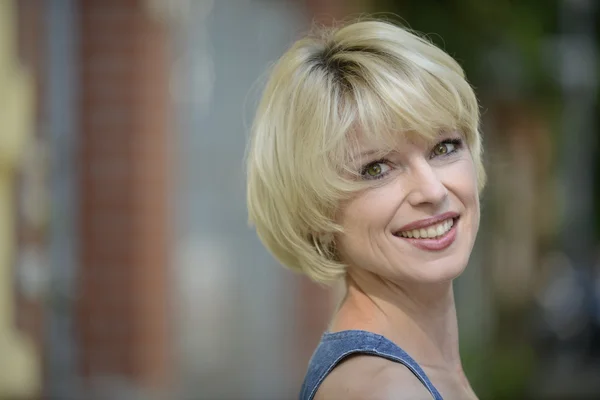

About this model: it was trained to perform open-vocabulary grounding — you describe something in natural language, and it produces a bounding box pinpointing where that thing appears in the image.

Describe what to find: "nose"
[406,161,448,207]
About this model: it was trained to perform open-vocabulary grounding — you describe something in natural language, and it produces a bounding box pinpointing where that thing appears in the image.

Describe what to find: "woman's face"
[336,131,480,284]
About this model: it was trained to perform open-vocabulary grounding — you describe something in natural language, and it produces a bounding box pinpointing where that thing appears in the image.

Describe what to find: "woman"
[247,19,484,400]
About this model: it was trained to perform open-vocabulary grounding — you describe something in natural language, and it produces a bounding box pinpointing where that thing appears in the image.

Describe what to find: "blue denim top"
[299,330,443,400]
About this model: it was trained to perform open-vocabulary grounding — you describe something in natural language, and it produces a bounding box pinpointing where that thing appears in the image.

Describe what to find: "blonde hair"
[246,20,485,283]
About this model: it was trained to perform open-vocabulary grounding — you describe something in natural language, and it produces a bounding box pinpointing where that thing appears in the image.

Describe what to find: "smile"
[392,215,459,251]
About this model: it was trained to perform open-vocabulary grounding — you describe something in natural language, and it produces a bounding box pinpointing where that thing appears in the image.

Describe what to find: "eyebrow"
[355,149,381,159]
[348,149,391,166]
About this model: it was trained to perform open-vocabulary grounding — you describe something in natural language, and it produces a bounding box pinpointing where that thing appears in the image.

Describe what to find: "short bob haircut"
[247,20,485,284]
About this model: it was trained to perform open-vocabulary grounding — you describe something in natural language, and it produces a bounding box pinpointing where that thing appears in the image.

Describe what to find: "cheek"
[338,197,373,236]
[339,187,398,228]
[448,159,480,222]
[444,156,478,195]
[336,187,400,250]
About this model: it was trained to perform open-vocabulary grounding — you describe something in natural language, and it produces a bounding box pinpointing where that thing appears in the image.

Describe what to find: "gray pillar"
[46,0,81,398]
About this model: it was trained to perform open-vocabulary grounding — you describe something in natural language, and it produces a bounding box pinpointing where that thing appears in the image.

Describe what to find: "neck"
[330,270,463,372]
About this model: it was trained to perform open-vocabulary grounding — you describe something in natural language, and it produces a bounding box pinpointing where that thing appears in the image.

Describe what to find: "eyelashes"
[359,159,391,180]
[430,138,463,159]
[359,138,464,181]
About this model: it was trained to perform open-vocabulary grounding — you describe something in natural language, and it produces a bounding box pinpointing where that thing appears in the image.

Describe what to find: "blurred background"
[0,0,599,399]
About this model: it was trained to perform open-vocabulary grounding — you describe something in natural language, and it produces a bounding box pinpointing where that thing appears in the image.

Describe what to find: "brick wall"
[77,0,172,395]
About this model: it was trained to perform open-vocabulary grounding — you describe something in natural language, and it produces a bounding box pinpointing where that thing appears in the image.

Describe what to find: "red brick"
[76,0,171,392]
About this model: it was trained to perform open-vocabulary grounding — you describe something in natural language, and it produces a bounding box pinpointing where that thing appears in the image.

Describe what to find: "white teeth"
[436,225,445,236]
[397,218,455,239]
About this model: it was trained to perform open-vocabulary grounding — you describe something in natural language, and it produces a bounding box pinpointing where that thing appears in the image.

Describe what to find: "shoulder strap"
[299,330,443,400]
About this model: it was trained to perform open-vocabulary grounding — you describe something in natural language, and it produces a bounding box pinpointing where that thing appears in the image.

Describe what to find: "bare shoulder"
[314,355,433,400]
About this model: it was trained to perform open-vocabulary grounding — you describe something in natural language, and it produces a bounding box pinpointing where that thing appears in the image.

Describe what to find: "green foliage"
[461,341,535,399]
[487,344,536,399]
[372,0,559,99]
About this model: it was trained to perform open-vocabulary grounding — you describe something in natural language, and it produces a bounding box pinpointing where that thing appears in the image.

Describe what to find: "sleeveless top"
[299,330,443,400]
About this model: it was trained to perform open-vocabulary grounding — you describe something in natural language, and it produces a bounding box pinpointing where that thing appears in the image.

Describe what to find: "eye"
[431,139,462,158]
[360,161,391,180]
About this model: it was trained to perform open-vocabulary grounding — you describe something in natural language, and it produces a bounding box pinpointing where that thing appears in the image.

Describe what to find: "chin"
[428,259,468,282]
[402,253,471,284]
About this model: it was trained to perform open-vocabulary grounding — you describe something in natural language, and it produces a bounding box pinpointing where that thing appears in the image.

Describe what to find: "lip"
[395,211,460,233]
